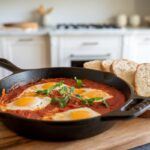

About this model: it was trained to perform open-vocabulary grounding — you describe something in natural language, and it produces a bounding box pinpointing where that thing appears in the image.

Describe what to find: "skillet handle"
[0,58,23,73]
[101,96,150,121]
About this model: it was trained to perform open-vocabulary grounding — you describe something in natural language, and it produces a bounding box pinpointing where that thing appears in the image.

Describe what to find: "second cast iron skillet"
[0,58,149,140]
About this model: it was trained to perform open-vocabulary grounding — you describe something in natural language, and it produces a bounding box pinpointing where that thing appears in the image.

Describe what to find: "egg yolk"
[70,110,90,120]
[14,97,35,106]
[81,90,110,99]
[82,90,101,98]
[74,89,85,95]
[42,82,55,89]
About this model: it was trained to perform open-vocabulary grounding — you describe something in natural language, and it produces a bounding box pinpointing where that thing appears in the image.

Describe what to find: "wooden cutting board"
[0,118,150,150]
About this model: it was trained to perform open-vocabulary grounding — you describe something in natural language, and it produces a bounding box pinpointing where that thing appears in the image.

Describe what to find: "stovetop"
[56,24,119,30]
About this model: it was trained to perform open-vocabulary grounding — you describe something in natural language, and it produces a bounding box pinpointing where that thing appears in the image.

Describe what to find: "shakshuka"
[0,77,125,121]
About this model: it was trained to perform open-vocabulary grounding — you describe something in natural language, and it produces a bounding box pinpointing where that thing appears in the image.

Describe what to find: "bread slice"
[112,59,138,87]
[83,60,102,71]
[135,63,150,97]
[135,63,150,118]
[101,60,114,72]
[134,63,150,118]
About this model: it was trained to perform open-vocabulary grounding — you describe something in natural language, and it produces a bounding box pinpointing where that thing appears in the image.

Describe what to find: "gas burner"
[56,24,119,30]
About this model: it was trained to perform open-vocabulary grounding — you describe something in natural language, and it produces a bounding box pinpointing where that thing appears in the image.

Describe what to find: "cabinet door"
[123,35,150,63]
[0,35,50,78]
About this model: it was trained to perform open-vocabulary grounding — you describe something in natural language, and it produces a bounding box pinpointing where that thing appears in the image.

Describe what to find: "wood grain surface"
[0,118,150,150]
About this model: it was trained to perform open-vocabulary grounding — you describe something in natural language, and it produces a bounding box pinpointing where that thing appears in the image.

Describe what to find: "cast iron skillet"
[0,58,150,141]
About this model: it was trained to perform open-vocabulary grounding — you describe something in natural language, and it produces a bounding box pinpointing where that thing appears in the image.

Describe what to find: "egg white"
[6,96,51,111]
[20,82,57,96]
[51,107,100,121]
[4,82,66,111]
[74,88,113,102]
[20,82,68,97]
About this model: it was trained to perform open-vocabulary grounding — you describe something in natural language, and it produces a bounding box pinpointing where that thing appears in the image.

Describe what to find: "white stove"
[50,24,122,67]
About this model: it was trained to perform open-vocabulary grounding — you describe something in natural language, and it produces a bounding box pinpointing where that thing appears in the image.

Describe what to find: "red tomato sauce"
[0,78,126,120]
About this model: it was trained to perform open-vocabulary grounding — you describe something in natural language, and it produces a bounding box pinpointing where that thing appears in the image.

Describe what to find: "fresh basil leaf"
[36,89,47,94]
[93,97,103,101]
[74,77,83,88]
[50,85,75,108]
[75,94,82,100]
[59,96,70,108]
[59,86,75,96]
[70,86,75,94]
[81,100,87,105]
[59,86,68,95]
[84,97,104,106]
[51,96,70,108]
[75,94,87,105]
[75,95,103,105]
[87,98,95,105]
[51,97,59,103]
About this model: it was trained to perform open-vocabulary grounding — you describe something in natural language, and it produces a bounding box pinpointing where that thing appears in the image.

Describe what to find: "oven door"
[70,54,111,67]
[58,35,122,67]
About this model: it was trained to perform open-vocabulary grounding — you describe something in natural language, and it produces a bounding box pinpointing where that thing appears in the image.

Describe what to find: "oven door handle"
[70,54,111,60]
[81,42,99,46]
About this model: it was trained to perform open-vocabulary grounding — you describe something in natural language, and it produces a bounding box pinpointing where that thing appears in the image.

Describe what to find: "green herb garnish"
[101,99,109,108]
[75,94,82,99]
[51,96,70,108]
[59,86,68,95]
[74,77,84,88]
[59,86,74,95]
[75,94,109,108]
[52,86,75,108]
[70,86,75,94]
[36,80,64,96]
[82,97,103,106]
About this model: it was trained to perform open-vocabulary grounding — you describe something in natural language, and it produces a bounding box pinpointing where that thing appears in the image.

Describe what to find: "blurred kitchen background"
[0,0,150,78]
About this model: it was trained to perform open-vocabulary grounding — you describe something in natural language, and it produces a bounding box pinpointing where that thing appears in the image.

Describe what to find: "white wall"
[0,0,149,24]
[135,0,150,16]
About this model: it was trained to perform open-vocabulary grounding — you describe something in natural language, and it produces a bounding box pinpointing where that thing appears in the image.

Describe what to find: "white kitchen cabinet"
[123,34,150,63]
[0,35,50,78]
[58,35,123,67]
[50,35,59,67]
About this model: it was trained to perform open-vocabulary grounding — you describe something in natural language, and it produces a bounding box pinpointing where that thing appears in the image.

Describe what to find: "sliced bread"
[83,60,102,71]
[135,63,150,97]
[101,60,114,72]
[133,63,150,118]
[112,59,138,87]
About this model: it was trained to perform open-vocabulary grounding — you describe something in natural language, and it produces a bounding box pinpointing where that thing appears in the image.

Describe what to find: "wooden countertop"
[0,118,150,150]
